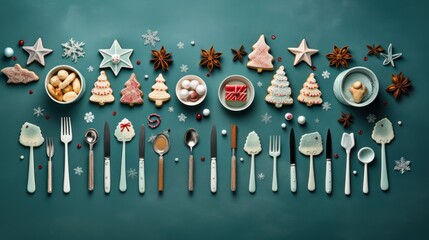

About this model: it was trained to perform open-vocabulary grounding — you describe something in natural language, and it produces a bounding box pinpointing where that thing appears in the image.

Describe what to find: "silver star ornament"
[99,40,133,76]
[22,38,53,67]
[380,43,402,67]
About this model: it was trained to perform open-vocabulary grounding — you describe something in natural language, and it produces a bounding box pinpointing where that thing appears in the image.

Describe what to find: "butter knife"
[104,122,111,193]
[325,129,332,194]
[290,128,297,193]
[210,126,217,193]
[138,125,145,194]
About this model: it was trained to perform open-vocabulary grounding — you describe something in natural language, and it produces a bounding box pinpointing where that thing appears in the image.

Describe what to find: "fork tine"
[68,117,72,135]
[61,117,64,135]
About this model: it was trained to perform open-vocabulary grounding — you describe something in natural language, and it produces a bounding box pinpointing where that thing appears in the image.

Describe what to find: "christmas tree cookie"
[89,71,115,106]
[297,73,323,106]
[247,35,274,73]
[120,73,143,106]
[148,73,170,107]
[265,66,293,108]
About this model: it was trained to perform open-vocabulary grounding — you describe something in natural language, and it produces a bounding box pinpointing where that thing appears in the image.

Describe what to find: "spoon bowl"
[153,133,170,192]
[84,128,99,191]
[184,129,199,192]
[357,147,375,194]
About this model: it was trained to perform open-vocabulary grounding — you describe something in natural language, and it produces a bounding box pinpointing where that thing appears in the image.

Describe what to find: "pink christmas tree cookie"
[120,73,144,106]
[89,71,115,106]
[247,35,274,73]
[265,65,293,108]
[297,73,323,106]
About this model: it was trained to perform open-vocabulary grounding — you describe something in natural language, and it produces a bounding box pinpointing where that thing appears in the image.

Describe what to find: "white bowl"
[333,67,379,107]
[175,75,207,106]
[45,65,86,104]
[218,75,255,111]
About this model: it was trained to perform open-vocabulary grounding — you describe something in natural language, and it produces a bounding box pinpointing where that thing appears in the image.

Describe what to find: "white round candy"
[297,115,306,125]
[281,123,286,129]
[240,157,244,162]
[190,41,196,46]
[195,84,206,96]
[178,89,189,100]
[353,170,357,175]
[144,75,149,79]
[221,129,227,135]
[4,47,14,58]
[174,157,179,162]
[285,113,293,121]
[181,79,191,89]
[203,108,210,117]
[190,80,199,90]
[397,121,402,126]
[20,155,24,160]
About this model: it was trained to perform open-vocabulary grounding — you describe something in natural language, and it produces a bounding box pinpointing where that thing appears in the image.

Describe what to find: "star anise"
[326,45,352,68]
[200,46,222,73]
[386,72,412,99]
[367,44,384,56]
[151,46,173,71]
[231,45,247,62]
[338,112,353,128]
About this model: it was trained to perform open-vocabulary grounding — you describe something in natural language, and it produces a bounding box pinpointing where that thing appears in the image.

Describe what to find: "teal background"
[1,0,428,239]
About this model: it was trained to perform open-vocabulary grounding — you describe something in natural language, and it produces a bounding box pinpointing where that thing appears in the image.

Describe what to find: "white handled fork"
[61,117,72,193]
[269,136,281,192]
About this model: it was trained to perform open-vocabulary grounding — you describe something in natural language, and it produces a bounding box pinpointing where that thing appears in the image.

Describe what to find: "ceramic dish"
[218,75,255,111]
[333,66,379,107]
[175,75,207,106]
[45,65,86,104]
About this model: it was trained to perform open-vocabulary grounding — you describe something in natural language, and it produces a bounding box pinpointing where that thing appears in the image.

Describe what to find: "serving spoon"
[185,129,199,192]
[358,147,375,194]
[84,128,99,191]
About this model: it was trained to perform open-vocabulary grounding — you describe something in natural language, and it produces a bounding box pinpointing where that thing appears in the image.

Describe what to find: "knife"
[138,125,145,194]
[290,128,297,193]
[325,129,332,194]
[230,124,237,192]
[210,126,217,193]
[104,122,111,194]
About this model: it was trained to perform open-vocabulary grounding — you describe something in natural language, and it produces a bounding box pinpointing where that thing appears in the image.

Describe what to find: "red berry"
[277,57,282,62]
[13,56,17,61]
[38,164,43,169]
[29,90,33,95]
[45,115,50,120]
[196,113,202,121]
[311,66,317,71]
[18,40,24,46]
[77,144,82,149]
[201,156,205,161]
[206,73,210,77]
[271,35,276,40]
[136,60,141,65]
[334,153,339,158]
[358,130,364,135]
[112,111,117,116]
[364,57,368,61]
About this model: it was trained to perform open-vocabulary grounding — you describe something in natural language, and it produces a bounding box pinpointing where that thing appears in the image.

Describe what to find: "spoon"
[358,147,375,194]
[153,133,170,192]
[341,132,355,195]
[185,129,199,192]
[84,128,99,191]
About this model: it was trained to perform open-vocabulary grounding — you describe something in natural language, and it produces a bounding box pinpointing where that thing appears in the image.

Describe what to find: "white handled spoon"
[358,147,375,194]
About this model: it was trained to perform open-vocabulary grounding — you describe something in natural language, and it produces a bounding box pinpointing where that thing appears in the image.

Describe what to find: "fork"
[269,136,281,192]
[46,138,54,194]
[61,117,72,193]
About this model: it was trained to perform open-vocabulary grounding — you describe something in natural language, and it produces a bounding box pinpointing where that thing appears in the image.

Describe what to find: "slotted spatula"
[371,118,394,191]
[244,131,262,193]
[341,133,355,196]
[299,132,323,192]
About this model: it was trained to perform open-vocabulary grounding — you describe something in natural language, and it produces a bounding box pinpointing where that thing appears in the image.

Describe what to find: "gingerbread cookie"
[349,81,367,103]
[247,35,274,73]
[148,73,170,107]
[89,71,115,106]
[120,73,143,106]
[297,73,323,106]
[265,66,293,108]
[1,64,39,84]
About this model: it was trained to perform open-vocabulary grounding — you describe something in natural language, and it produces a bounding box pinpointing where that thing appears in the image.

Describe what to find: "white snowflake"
[257,172,265,180]
[322,70,330,79]
[394,157,411,174]
[87,65,94,72]
[177,42,184,49]
[168,106,174,112]
[33,106,44,117]
[314,118,320,124]
[127,168,138,179]
[148,134,156,143]
[74,166,83,176]
[61,38,85,63]
[261,113,272,124]
[84,112,95,123]
[142,29,160,47]
[366,114,376,123]
[257,81,263,87]
[178,113,187,122]
[180,64,189,73]
[322,102,332,111]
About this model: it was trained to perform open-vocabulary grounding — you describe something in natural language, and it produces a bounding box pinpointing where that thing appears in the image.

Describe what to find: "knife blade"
[230,124,237,192]
[104,122,111,193]
[289,128,297,193]
[138,125,145,194]
[210,126,217,193]
[325,129,332,194]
